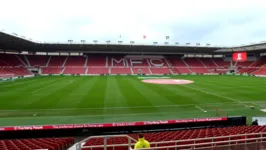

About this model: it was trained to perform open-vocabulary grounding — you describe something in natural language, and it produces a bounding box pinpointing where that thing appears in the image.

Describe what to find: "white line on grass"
[1,79,38,87]
[181,85,249,107]
[252,103,263,108]
[0,102,250,112]
[2,107,252,119]
[195,106,207,112]
[1,100,265,112]
[31,79,69,93]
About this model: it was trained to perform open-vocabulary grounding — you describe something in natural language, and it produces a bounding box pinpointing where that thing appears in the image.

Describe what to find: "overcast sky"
[0,0,266,47]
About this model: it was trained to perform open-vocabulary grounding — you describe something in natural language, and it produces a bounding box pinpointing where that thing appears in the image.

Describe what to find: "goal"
[0,74,15,82]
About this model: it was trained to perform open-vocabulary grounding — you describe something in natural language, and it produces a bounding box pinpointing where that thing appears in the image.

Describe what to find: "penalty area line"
[195,106,207,112]
[31,79,69,93]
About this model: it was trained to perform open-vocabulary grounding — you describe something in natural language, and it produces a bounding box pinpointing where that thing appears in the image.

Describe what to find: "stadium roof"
[1,31,266,54]
[0,31,219,54]
[216,42,266,52]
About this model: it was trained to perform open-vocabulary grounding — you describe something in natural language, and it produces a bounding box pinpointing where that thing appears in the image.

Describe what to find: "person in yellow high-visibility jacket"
[134,134,150,149]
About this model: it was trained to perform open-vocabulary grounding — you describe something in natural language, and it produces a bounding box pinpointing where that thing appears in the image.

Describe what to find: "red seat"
[0,138,74,150]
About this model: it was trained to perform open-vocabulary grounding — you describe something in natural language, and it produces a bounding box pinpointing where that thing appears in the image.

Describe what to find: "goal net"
[0,74,15,82]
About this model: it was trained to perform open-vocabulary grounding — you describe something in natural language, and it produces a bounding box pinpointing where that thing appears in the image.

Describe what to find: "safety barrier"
[77,132,266,150]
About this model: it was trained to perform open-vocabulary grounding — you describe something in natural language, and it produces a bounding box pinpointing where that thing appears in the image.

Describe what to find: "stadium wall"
[0,116,246,140]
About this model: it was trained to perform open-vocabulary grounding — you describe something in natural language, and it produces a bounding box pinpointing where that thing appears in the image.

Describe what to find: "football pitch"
[0,75,266,126]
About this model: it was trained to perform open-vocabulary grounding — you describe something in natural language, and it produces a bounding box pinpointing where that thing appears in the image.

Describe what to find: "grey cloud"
[1,0,266,46]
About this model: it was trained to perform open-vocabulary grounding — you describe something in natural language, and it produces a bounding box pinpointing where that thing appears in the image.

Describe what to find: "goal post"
[0,74,15,82]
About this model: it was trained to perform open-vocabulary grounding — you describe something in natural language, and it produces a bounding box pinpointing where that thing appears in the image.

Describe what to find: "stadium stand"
[87,55,107,67]
[0,137,74,150]
[26,55,50,67]
[65,56,86,67]
[48,56,68,67]
[81,126,266,150]
[189,68,210,74]
[198,58,217,68]
[110,67,132,74]
[183,58,205,67]
[132,67,151,74]
[253,66,266,75]
[150,67,171,74]
[42,67,63,74]
[212,58,230,67]
[237,56,266,74]
[175,67,192,74]
[166,57,188,67]
[63,67,86,74]
[87,67,109,74]
[0,54,25,66]
[2,53,266,76]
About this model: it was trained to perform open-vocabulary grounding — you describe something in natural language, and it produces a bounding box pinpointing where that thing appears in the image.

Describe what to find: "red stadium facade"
[1,52,266,76]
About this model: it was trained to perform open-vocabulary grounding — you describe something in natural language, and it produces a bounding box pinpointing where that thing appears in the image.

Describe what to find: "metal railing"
[78,132,266,150]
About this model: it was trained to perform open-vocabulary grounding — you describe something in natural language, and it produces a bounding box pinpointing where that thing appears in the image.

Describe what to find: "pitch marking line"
[1,79,38,87]
[252,103,263,108]
[181,85,249,107]
[31,79,69,93]
[0,102,252,112]
[195,106,207,112]
[0,107,252,119]
[0,100,264,112]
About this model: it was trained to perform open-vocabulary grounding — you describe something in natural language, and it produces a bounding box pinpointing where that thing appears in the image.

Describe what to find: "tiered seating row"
[2,54,266,75]
[42,68,63,74]
[83,125,266,150]
[64,67,86,74]
[0,54,25,66]
[27,55,49,66]
[0,68,30,76]
[65,56,86,67]
[253,66,266,75]
[0,137,74,150]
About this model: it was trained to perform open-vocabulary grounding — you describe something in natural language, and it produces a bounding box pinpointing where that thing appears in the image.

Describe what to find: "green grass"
[0,75,266,126]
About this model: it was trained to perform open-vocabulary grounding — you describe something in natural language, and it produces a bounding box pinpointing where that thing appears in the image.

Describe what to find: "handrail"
[77,134,137,150]
[82,137,266,150]
[79,132,266,150]
[131,137,266,150]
